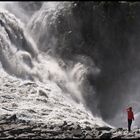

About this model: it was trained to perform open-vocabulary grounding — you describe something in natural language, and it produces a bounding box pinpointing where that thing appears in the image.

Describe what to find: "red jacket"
[127,109,134,120]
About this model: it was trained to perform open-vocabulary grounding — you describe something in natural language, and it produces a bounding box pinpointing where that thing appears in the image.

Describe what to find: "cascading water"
[0,9,38,79]
[26,1,101,111]
[0,2,100,109]
[0,2,106,128]
[1,1,140,129]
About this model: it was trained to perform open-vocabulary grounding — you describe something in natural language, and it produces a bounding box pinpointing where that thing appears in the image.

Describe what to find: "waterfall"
[0,2,100,112]
[1,2,140,128]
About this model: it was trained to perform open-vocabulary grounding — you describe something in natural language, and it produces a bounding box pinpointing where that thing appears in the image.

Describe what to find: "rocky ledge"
[0,114,140,139]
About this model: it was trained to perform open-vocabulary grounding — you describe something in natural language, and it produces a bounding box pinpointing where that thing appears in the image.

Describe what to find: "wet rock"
[53,126,61,132]
[67,123,78,131]
[49,125,55,130]
[26,133,37,138]
[9,126,32,135]
[0,116,140,139]
[0,127,4,132]
[27,109,36,113]
[0,132,7,137]
[17,119,26,123]
[32,128,41,133]
[2,107,13,112]
[39,89,48,98]
[6,135,15,139]
[72,126,83,137]
[2,95,14,99]
[36,98,48,103]
[41,124,48,129]
[15,133,28,138]
[63,121,67,126]
[99,131,112,139]
[117,127,123,131]
[41,129,49,133]
[6,114,17,122]
[12,103,18,107]
[4,84,11,87]
[94,130,102,137]
[46,130,63,135]
[85,134,93,139]
[111,135,122,139]
[96,126,112,131]
[85,126,92,131]
[127,133,135,137]
[40,133,47,138]
[45,88,51,92]
[22,82,36,86]
[0,120,8,125]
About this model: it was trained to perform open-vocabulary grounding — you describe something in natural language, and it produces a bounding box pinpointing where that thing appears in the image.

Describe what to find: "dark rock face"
[69,2,140,121]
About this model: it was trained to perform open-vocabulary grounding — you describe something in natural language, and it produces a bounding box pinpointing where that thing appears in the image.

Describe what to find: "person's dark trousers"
[128,119,132,132]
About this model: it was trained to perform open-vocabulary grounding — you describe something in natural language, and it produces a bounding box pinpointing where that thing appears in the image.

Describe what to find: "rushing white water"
[0,2,100,106]
[0,2,109,128]
[3,2,139,129]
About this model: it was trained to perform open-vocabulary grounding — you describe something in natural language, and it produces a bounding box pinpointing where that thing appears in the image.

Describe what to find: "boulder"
[96,126,112,131]
[6,114,17,122]
[72,126,83,137]
[99,131,112,139]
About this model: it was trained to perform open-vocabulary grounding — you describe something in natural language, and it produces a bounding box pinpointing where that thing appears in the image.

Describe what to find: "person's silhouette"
[126,107,134,132]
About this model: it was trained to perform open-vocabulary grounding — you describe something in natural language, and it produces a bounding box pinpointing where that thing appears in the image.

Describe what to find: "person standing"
[126,107,134,132]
